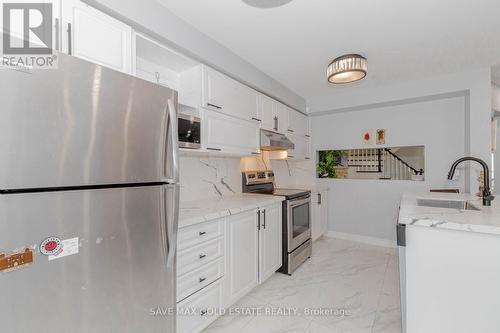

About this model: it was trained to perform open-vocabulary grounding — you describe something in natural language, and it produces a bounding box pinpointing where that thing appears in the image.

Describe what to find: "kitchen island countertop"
[399,192,500,236]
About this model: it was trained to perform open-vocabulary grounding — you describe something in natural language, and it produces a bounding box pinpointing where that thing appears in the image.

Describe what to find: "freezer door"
[0,53,178,189]
[0,184,179,333]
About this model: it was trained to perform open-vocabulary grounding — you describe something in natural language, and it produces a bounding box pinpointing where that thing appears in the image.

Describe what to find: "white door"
[62,0,132,73]
[203,110,259,155]
[259,203,283,283]
[225,209,259,305]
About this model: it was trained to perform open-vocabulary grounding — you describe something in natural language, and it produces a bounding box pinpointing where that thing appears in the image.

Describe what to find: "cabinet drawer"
[178,219,223,251]
[177,258,224,302]
[177,280,223,333]
[177,238,224,276]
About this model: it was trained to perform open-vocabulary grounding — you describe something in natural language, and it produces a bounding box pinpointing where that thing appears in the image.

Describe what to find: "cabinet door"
[259,94,276,132]
[259,203,283,283]
[287,133,307,160]
[203,66,232,111]
[62,0,132,73]
[203,110,259,155]
[311,193,322,241]
[305,136,312,160]
[320,191,329,236]
[225,210,259,305]
[203,67,259,122]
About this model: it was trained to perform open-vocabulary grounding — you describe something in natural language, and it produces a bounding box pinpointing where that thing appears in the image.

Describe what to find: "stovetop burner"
[241,170,310,200]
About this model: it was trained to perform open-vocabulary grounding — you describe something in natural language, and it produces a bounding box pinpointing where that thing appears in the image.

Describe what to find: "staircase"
[347,148,423,180]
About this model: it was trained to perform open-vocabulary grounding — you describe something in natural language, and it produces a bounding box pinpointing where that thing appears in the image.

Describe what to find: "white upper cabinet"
[287,133,308,160]
[203,110,259,155]
[273,102,289,134]
[258,94,275,131]
[62,0,133,73]
[287,109,308,137]
[258,95,288,134]
[305,136,312,160]
[203,67,259,123]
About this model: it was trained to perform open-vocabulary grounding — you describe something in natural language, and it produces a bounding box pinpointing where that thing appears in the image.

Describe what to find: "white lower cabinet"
[259,203,283,283]
[177,280,223,333]
[177,218,225,333]
[311,191,328,241]
[224,209,260,306]
[224,202,282,306]
[177,201,283,333]
[203,110,260,155]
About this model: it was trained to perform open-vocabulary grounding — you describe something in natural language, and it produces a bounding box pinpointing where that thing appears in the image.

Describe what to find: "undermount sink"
[416,198,480,211]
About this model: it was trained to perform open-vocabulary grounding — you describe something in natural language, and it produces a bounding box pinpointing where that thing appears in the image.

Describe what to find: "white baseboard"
[324,231,397,248]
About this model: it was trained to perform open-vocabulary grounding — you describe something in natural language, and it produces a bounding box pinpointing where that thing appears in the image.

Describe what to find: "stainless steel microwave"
[178,114,201,149]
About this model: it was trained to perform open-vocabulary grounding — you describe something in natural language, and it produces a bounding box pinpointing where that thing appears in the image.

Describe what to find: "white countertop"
[179,194,285,228]
[399,192,500,236]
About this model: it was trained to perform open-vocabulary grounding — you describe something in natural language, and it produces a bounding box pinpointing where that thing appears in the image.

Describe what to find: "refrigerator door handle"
[166,184,180,268]
[164,98,179,183]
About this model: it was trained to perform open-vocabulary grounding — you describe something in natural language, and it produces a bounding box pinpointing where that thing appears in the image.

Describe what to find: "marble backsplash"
[179,152,316,202]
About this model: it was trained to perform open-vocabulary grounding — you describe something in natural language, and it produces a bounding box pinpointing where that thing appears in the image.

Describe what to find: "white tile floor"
[204,237,401,333]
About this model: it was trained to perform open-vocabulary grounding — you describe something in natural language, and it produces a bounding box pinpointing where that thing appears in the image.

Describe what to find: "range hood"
[260,129,295,151]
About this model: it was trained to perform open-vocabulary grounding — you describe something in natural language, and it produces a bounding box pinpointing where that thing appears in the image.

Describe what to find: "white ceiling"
[156,0,500,112]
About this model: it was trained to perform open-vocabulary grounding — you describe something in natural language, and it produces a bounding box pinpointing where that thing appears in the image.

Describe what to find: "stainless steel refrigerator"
[0,53,179,332]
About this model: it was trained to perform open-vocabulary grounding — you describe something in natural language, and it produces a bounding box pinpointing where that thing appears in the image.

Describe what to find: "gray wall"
[84,0,306,112]
[311,97,467,240]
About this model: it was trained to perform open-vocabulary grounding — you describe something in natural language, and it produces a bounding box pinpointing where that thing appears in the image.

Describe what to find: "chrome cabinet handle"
[287,129,294,133]
[207,147,222,151]
[67,23,72,55]
[273,116,278,131]
[257,210,261,231]
[199,254,207,259]
[262,209,266,229]
[252,117,262,122]
[207,103,222,109]
[199,277,206,283]
[318,193,322,205]
[199,231,207,236]
[54,18,60,51]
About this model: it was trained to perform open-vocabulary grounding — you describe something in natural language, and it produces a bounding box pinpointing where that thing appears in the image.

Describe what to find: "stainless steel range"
[242,170,312,275]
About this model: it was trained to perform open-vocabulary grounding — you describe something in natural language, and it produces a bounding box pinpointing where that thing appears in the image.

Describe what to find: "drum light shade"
[327,54,367,84]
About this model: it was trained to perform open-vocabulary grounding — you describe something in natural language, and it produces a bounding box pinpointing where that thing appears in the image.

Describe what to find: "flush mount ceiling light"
[242,0,293,8]
[327,54,368,84]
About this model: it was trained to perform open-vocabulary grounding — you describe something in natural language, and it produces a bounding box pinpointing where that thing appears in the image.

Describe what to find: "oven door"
[287,195,312,252]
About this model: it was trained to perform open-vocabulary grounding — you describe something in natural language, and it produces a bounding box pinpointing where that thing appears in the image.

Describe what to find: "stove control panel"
[243,170,274,185]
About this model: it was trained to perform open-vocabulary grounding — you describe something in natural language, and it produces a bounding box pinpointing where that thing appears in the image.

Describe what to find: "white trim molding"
[324,231,397,248]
